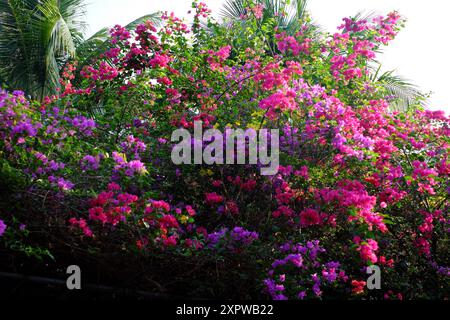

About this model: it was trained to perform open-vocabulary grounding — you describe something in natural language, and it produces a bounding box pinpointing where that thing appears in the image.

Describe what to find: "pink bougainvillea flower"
[299,209,321,227]
[351,280,366,295]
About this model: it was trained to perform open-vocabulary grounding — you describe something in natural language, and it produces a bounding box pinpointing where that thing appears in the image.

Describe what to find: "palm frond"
[124,12,162,30]
[352,11,377,24]
[220,0,317,36]
[375,69,427,111]
[0,0,38,93]
[0,0,88,99]
[293,0,308,20]
[28,0,83,99]
[75,27,109,63]
[220,0,247,20]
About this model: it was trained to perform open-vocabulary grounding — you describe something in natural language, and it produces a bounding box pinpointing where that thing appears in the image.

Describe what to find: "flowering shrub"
[0,1,448,299]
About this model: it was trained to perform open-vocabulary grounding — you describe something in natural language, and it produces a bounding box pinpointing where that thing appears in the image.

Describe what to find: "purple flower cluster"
[124,160,147,176]
[112,152,147,177]
[112,151,126,165]
[206,228,227,248]
[48,176,74,191]
[207,227,258,249]
[264,240,348,300]
[80,155,100,171]
[230,227,259,245]
[120,135,147,159]
[322,261,342,283]
[34,152,65,176]
[12,120,40,137]
[280,125,300,156]
[71,116,96,136]
[0,219,7,237]
[279,240,326,261]
[431,261,450,277]
[1,91,33,147]
[263,279,287,300]
[271,253,303,269]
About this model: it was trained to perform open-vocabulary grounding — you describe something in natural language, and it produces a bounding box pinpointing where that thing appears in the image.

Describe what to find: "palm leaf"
[0,0,38,94]
[75,27,109,65]
[29,0,81,98]
[220,0,247,20]
[0,0,88,99]
[124,12,162,30]
[220,0,312,32]
[375,69,427,111]
[1,0,162,100]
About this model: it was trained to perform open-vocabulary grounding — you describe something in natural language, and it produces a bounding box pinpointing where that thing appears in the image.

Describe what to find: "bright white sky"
[86,0,450,114]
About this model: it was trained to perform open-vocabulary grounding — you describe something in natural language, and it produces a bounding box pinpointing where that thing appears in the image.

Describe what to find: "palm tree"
[0,0,86,100]
[0,0,160,101]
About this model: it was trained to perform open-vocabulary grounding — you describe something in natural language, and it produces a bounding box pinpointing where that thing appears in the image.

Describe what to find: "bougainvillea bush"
[0,1,449,299]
